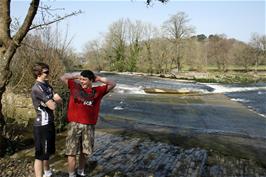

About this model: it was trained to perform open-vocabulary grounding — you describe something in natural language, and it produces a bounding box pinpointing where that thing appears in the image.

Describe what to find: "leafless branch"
[39,4,65,11]
[13,0,40,44]
[29,10,82,30]
[20,41,42,51]
[146,0,169,5]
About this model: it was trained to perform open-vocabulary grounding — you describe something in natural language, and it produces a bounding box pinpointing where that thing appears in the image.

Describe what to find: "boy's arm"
[32,88,57,111]
[53,93,62,104]
[95,76,116,93]
[60,72,81,85]
[45,93,62,110]
[45,100,57,110]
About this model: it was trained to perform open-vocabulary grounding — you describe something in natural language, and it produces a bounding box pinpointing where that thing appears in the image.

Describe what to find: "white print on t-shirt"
[37,107,49,125]
[83,100,93,106]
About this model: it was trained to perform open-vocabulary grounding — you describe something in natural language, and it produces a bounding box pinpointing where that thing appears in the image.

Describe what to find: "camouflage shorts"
[65,122,95,155]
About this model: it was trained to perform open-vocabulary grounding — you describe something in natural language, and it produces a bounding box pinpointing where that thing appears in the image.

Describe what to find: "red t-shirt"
[67,79,108,124]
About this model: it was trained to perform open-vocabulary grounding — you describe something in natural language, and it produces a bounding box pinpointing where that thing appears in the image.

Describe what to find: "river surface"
[98,72,266,121]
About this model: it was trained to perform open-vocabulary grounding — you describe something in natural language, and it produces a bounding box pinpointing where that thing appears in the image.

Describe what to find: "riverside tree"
[105,18,128,71]
[162,11,195,72]
[249,33,266,72]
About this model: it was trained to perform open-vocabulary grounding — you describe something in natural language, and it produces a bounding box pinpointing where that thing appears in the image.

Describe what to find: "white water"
[230,98,250,103]
[113,82,266,95]
[205,83,266,93]
[113,84,146,94]
[113,106,124,110]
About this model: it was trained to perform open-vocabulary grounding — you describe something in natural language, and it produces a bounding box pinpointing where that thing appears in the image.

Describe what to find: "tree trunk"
[0,86,6,129]
[177,56,181,72]
[255,56,258,73]
[0,46,14,133]
[0,83,8,157]
[0,47,13,156]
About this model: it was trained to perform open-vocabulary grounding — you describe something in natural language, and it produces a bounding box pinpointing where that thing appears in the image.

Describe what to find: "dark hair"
[80,70,96,82]
[32,62,49,79]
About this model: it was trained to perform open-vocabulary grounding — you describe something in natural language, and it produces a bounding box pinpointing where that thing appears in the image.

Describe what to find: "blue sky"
[12,1,265,52]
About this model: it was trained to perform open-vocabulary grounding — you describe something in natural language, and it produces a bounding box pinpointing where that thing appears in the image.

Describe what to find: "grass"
[168,65,266,84]
[193,72,266,84]
[181,65,266,72]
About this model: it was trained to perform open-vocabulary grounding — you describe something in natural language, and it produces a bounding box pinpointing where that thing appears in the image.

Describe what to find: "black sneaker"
[77,173,86,177]
[77,174,86,177]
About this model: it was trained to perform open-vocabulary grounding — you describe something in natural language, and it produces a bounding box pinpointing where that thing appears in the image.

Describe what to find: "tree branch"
[0,0,12,44]
[146,0,168,5]
[29,10,82,31]
[13,0,40,44]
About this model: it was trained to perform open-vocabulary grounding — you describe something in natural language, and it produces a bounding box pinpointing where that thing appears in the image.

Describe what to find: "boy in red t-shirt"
[60,70,116,177]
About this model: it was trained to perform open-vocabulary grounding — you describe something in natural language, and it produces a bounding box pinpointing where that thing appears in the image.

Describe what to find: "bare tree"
[231,42,253,72]
[141,23,159,74]
[207,34,233,72]
[184,38,207,71]
[10,25,75,91]
[162,11,195,72]
[83,39,105,71]
[151,38,171,74]
[249,33,266,72]
[127,20,145,72]
[105,18,129,71]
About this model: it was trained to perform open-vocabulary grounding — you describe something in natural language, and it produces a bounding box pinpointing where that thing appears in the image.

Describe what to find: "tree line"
[82,12,266,74]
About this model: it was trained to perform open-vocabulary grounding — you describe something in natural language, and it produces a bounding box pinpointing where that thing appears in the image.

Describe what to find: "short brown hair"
[81,70,96,82]
[32,62,49,79]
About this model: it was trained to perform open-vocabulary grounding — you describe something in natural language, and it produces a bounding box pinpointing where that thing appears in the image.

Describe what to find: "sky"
[11,0,266,53]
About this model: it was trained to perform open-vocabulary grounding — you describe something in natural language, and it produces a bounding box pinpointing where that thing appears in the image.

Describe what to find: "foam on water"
[230,98,250,103]
[258,91,266,95]
[113,106,124,110]
[206,83,266,93]
[113,84,146,94]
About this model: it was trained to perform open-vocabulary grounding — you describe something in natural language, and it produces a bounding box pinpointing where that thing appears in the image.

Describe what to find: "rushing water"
[204,83,266,118]
[226,89,266,118]
[100,72,214,94]
[98,72,266,120]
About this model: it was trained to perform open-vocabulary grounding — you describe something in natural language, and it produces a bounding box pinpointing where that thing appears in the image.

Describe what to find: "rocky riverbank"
[1,130,266,177]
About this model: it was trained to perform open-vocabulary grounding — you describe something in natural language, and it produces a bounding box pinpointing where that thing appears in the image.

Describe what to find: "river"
[98,72,266,121]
